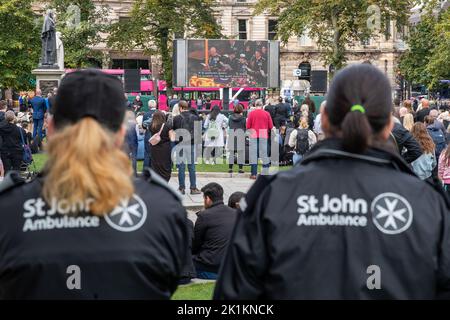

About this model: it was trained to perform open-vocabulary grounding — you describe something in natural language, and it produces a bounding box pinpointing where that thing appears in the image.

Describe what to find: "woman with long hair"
[288,116,317,165]
[0,70,188,299]
[402,113,414,132]
[203,105,228,164]
[214,64,450,299]
[227,103,246,174]
[410,122,436,180]
[149,110,173,181]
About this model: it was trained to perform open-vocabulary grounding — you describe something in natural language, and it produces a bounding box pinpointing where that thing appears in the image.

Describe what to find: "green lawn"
[172,283,215,300]
[32,153,292,173]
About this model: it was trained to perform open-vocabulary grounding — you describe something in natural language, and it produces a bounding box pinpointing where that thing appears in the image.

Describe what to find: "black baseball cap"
[53,69,126,132]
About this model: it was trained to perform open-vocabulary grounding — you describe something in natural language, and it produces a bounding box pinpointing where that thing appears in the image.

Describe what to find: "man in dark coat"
[192,183,237,279]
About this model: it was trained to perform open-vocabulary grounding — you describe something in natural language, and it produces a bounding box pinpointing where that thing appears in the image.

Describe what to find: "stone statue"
[40,10,57,67]
[56,31,64,70]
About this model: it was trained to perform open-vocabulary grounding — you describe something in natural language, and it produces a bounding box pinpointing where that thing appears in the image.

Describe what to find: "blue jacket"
[125,123,138,155]
[29,96,47,120]
[412,152,437,180]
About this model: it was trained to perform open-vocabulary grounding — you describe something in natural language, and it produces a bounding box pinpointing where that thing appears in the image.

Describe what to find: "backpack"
[427,127,446,157]
[205,118,220,141]
[19,128,33,164]
[295,128,310,155]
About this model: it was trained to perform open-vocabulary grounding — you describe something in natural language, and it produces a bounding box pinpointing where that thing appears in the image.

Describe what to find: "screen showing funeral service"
[173,39,279,88]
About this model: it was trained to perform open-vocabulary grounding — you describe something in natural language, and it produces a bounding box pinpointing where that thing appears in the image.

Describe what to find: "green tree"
[0,0,41,90]
[107,0,222,89]
[426,8,450,88]
[254,0,414,71]
[398,14,437,88]
[50,0,111,68]
[399,3,449,90]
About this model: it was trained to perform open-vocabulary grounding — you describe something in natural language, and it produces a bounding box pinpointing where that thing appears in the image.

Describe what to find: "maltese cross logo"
[105,194,147,232]
[371,192,413,235]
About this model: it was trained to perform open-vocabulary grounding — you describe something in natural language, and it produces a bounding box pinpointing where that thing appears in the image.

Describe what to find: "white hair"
[148,100,157,109]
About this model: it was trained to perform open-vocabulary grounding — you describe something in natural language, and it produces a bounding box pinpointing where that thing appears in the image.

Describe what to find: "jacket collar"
[208,201,224,209]
[301,138,416,176]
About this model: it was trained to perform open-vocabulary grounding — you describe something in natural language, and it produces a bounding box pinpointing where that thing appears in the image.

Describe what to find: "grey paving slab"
[169,176,255,209]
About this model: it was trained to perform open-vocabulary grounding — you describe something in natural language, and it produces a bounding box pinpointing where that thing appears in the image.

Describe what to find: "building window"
[297,62,311,81]
[385,18,391,40]
[236,0,247,2]
[238,19,247,40]
[268,20,277,40]
[396,23,406,40]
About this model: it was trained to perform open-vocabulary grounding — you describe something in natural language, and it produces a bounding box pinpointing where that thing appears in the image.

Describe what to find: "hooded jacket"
[228,113,246,131]
[214,138,450,300]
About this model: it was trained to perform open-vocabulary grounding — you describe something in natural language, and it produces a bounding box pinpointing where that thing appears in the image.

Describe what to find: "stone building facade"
[34,0,408,92]
[213,0,407,92]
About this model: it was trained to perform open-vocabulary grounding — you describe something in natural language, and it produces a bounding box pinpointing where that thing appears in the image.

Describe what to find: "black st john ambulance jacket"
[214,138,450,300]
[0,169,188,299]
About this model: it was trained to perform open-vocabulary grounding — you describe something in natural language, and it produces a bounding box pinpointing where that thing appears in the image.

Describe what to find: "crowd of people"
[0,88,55,178]
[121,90,326,194]
[391,97,450,192]
[1,66,450,299]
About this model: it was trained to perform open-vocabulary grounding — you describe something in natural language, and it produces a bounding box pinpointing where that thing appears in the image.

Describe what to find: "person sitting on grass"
[192,183,237,280]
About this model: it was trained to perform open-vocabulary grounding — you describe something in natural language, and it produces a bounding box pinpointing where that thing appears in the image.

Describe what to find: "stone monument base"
[32,68,65,96]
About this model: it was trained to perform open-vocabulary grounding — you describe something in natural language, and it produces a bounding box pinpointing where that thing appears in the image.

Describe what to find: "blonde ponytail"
[43,118,134,215]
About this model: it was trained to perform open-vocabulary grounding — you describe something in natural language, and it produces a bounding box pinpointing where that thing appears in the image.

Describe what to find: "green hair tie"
[351,104,365,114]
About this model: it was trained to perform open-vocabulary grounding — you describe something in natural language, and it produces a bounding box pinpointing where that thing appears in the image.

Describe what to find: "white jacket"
[203,113,228,147]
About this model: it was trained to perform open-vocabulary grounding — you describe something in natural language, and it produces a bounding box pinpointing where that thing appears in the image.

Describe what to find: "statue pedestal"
[32,68,65,96]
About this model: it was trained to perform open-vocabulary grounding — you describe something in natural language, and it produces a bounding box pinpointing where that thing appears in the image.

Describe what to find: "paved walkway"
[168,173,255,210]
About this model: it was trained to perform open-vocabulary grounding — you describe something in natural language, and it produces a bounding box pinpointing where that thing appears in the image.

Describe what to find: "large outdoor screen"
[173,39,279,88]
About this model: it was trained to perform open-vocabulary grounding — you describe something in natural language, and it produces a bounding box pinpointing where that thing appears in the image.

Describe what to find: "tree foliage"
[426,8,450,88]
[0,0,41,90]
[49,0,111,68]
[255,0,415,71]
[107,0,222,89]
[399,3,449,89]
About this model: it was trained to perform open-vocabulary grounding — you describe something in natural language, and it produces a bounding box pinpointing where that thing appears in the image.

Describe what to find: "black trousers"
[1,151,23,173]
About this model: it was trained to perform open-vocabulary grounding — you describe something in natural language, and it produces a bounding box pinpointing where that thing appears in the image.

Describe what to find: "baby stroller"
[19,130,38,182]
[20,159,37,182]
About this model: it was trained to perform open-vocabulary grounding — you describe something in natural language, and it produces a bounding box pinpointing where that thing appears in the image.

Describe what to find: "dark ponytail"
[341,111,372,153]
[326,64,393,154]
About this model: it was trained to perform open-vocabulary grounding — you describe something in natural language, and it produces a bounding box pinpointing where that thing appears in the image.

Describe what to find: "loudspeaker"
[310,70,328,92]
[124,69,141,92]
[222,88,230,111]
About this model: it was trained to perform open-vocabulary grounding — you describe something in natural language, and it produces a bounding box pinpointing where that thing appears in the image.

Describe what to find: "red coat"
[246,108,273,139]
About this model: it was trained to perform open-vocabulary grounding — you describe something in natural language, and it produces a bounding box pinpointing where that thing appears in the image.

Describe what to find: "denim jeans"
[249,138,270,176]
[143,132,151,168]
[177,145,197,189]
[129,150,137,176]
[33,118,44,140]
[195,270,218,280]
[293,153,303,166]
